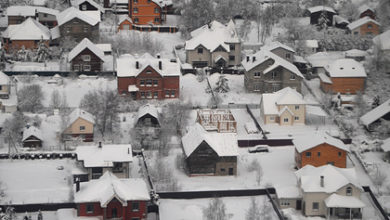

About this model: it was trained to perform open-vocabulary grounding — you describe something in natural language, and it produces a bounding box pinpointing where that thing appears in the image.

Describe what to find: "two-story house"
[293,134,349,169]
[75,171,150,220]
[116,53,180,100]
[262,41,296,63]
[62,108,95,142]
[260,87,306,125]
[347,16,380,37]
[243,50,304,93]
[182,123,238,176]
[6,6,59,28]
[129,0,171,25]
[185,20,241,68]
[295,165,364,219]
[319,59,367,94]
[68,38,105,72]
[196,109,237,133]
[57,7,100,43]
[75,142,133,180]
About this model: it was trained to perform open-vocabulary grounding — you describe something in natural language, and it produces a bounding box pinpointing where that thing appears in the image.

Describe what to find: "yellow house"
[260,87,306,125]
[0,71,11,99]
[62,108,95,142]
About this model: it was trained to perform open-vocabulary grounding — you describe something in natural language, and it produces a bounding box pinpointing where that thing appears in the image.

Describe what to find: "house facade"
[182,123,238,176]
[128,0,169,25]
[116,53,180,100]
[358,5,375,19]
[293,134,349,169]
[243,50,303,93]
[348,17,380,37]
[260,87,306,125]
[6,6,59,28]
[62,108,95,142]
[75,171,150,220]
[68,38,104,72]
[196,109,237,133]
[319,59,367,94]
[185,20,241,68]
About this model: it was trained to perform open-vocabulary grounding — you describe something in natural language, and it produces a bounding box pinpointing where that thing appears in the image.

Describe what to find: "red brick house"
[68,38,104,72]
[116,53,180,99]
[128,0,171,25]
[75,171,150,220]
[294,134,350,169]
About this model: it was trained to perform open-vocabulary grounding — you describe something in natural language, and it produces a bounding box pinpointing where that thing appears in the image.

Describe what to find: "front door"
[296,199,302,210]
[111,208,117,218]
[228,168,234,175]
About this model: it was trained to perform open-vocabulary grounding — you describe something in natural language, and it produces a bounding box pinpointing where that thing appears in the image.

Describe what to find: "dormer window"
[229,44,235,51]
[146,70,152,74]
[286,53,291,59]
[197,47,203,54]
[367,24,372,29]
[346,187,352,196]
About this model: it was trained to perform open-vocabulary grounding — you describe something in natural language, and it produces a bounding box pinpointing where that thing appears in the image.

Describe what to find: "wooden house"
[306,6,336,27]
[182,123,238,176]
[319,59,367,94]
[135,104,160,127]
[75,0,104,14]
[293,134,349,169]
[75,143,133,179]
[260,87,306,126]
[196,109,237,133]
[68,38,104,72]
[6,6,59,28]
[128,0,172,25]
[22,125,43,148]
[74,171,150,220]
[358,5,376,19]
[348,17,380,37]
[62,108,95,142]
[116,53,180,100]
[359,98,390,130]
[243,50,304,93]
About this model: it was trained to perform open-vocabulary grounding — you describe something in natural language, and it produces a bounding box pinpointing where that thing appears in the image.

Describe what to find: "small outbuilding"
[22,125,43,148]
[135,104,160,128]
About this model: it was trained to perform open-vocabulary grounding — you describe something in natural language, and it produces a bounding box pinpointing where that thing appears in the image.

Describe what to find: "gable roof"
[6,5,59,17]
[66,108,95,129]
[116,53,180,77]
[0,71,10,85]
[242,50,303,78]
[324,194,365,208]
[307,5,336,14]
[261,87,306,115]
[68,38,105,61]
[295,165,360,193]
[75,171,150,206]
[185,20,240,52]
[359,98,390,127]
[306,51,345,68]
[358,5,375,14]
[373,30,390,50]
[57,7,100,26]
[76,144,133,167]
[75,0,105,12]
[347,16,380,30]
[293,133,349,153]
[181,123,238,158]
[262,41,295,53]
[117,15,132,25]
[325,59,367,78]
[137,104,159,122]
[22,125,43,142]
[3,18,51,40]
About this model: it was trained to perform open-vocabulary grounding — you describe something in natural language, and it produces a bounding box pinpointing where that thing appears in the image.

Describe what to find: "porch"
[325,194,365,220]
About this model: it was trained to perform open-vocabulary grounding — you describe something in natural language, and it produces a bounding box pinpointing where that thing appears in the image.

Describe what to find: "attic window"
[146,70,152,74]
[197,48,203,54]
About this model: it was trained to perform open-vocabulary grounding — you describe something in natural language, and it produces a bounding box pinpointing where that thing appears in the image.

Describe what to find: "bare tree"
[149,158,180,192]
[3,111,28,146]
[246,198,261,220]
[203,198,228,220]
[49,90,61,109]
[180,0,215,35]
[18,84,44,113]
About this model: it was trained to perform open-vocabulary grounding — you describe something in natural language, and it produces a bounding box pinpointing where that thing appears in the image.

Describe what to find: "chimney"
[75,177,80,192]
[98,142,102,148]
[135,61,139,69]
[320,175,324,187]
[156,53,161,59]
[252,56,256,62]
[246,56,250,62]
[158,61,162,70]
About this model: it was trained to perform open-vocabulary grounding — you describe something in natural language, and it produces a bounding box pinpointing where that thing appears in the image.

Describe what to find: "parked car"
[248,145,269,153]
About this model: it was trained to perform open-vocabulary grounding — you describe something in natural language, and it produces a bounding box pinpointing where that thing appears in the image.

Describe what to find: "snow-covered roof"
[303,40,318,48]
[381,138,390,152]
[185,20,240,52]
[76,144,133,167]
[117,15,132,25]
[295,165,360,193]
[6,6,59,16]
[50,26,61,40]
[67,108,95,128]
[347,16,380,30]
[242,50,303,78]
[334,15,349,25]
[137,104,159,121]
[345,49,368,58]
[306,51,345,68]
[116,53,180,77]
[80,10,101,22]
[359,99,390,127]
[151,0,172,7]
[57,7,100,26]
[182,123,238,157]
[22,126,43,142]
[373,30,390,50]
[324,194,365,208]
[0,71,10,85]
[96,43,112,53]
[75,0,105,12]
[262,41,295,53]
[325,59,367,78]
[358,5,374,14]
[307,5,336,14]
[276,186,301,199]
[293,133,349,153]
[75,171,150,206]
[68,38,105,61]
[261,87,306,115]
[3,18,51,40]
[293,55,308,64]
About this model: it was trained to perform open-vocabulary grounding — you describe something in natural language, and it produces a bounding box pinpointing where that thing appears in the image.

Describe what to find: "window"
[367,24,372,29]
[165,90,170,98]
[229,55,235,61]
[146,79,152,87]
[131,218,140,220]
[154,7,159,13]
[83,26,89,33]
[146,70,152,74]
[269,116,275,121]
[229,44,235,51]
[86,204,94,213]
[73,64,80,71]
[290,73,296,80]
[346,187,352,196]
[140,80,145,86]
[327,161,335,165]
[0,85,2,90]
[295,105,299,110]
[305,152,311,158]
[272,84,278,92]
[286,53,291,59]
[170,90,175,97]
[66,27,71,33]
[338,152,342,157]
[281,200,290,206]
[271,72,276,79]
[133,0,138,3]
[153,91,158,98]
[140,92,145,98]
[153,80,158,86]
[81,4,87,10]
[147,0,151,3]
[133,7,138,13]
[283,118,288,122]
[81,55,91,61]
[83,65,91,71]
[154,17,160,23]
[254,84,260,91]
[197,47,203,54]
[80,126,85,131]
[134,18,139,23]
[317,152,321,157]
[146,91,152,99]
[91,167,102,179]
[123,24,130,30]
[113,162,123,173]
[312,202,319,211]
[254,72,261,78]
[220,168,226,172]
[294,116,299,121]
[354,31,359,35]
[132,202,139,211]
